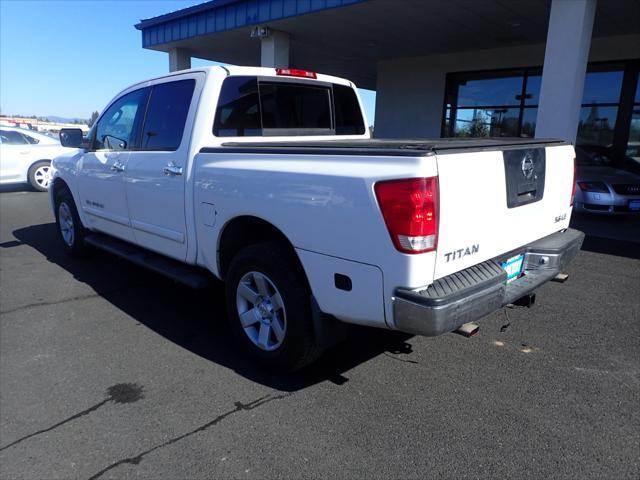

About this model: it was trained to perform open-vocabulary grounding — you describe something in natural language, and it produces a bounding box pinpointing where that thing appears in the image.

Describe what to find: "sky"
[0,0,376,123]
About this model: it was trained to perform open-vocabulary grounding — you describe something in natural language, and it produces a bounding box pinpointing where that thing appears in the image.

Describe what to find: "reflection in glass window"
[445,69,536,138]
[521,108,538,137]
[260,83,331,131]
[444,63,635,144]
[334,84,366,135]
[95,88,147,150]
[523,75,542,105]
[577,106,618,147]
[453,108,520,137]
[582,71,623,104]
[214,76,261,137]
[213,77,364,137]
[457,75,523,107]
[626,110,640,162]
[625,76,639,162]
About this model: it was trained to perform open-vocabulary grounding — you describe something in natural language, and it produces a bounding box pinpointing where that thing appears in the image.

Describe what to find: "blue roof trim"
[136,0,368,48]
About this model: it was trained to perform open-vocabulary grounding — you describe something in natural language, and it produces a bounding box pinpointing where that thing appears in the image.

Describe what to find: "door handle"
[110,161,125,172]
[163,163,183,176]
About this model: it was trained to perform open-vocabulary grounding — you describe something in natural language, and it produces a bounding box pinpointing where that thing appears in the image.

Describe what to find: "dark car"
[573,145,640,215]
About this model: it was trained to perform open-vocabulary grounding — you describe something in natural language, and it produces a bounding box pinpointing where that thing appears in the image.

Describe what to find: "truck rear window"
[213,76,365,137]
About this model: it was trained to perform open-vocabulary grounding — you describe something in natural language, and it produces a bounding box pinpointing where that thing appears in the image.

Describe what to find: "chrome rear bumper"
[393,228,585,337]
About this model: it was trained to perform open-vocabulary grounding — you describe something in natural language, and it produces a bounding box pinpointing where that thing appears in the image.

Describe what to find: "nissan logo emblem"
[521,154,535,179]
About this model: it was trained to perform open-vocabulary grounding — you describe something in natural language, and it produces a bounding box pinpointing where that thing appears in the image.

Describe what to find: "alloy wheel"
[236,271,287,351]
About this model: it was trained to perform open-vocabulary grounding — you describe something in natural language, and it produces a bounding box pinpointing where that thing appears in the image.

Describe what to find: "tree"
[87,111,99,128]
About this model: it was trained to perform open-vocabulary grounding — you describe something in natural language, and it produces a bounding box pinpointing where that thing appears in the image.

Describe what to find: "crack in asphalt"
[0,399,110,453]
[0,293,103,315]
[87,393,292,480]
[0,384,144,453]
[0,285,138,315]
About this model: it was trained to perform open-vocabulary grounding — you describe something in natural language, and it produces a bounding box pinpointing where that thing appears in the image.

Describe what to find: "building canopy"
[135,0,639,90]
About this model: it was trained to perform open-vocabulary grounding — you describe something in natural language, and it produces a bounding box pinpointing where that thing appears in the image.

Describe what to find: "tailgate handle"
[517,189,537,200]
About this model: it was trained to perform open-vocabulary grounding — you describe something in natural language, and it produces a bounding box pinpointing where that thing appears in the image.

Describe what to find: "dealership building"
[135,0,639,160]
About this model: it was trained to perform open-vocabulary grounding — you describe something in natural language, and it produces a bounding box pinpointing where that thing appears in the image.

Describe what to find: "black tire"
[28,160,52,192]
[54,187,89,256]
[225,242,323,371]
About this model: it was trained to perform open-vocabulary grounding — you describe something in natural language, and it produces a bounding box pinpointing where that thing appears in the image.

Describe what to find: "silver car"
[574,146,640,215]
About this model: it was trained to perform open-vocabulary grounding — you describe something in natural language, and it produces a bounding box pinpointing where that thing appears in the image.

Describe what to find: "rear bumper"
[393,228,585,337]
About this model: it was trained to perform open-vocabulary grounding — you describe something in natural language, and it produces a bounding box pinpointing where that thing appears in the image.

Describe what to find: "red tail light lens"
[374,177,439,254]
[275,68,317,79]
[570,157,576,206]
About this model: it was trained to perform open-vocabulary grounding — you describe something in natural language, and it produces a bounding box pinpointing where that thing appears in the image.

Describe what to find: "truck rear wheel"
[225,242,322,371]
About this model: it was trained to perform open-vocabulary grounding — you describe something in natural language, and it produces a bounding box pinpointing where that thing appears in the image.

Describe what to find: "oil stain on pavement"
[0,383,144,452]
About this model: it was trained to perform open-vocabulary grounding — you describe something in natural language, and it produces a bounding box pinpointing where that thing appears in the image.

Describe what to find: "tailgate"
[433,143,575,280]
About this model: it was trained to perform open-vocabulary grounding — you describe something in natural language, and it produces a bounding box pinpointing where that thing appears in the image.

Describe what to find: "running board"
[84,234,213,289]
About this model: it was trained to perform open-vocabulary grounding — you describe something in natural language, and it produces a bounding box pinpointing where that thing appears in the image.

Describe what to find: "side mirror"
[59,128,84,148]
[103,135,127,150]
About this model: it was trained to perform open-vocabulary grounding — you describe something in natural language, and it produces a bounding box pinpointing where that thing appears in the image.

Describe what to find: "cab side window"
[21,133,40,144]
[0,130,29,145]
[94,88,148,151]
[140,79,195,151]
[213,76,261,137]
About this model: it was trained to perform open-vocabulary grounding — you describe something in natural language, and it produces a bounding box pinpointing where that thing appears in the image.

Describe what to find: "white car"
[0,127,74,191]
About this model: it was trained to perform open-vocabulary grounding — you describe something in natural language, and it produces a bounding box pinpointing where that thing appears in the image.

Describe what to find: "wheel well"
[28,159,52,170]
[51,177,70,198]
[218,216,304,280]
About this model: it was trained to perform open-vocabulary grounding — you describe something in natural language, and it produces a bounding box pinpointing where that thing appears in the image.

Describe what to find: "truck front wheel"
[54,187,88,256]
[225,243,322,371]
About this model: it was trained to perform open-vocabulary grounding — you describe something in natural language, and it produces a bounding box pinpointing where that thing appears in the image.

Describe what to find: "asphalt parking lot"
[1,188,639,479]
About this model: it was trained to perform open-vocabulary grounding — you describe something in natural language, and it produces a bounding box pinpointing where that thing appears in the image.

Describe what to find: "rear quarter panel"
[193,152,438,327]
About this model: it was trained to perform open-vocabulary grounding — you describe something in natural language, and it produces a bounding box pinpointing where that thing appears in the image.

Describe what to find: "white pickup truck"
[52,66,584,370]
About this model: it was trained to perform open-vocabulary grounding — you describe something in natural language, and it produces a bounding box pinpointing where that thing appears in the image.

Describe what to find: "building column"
[260,30,290,68]
[169,48,191,72]
[535,0,596,143]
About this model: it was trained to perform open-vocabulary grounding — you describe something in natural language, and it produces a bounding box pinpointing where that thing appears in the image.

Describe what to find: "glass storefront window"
[443,61,637,157]
[523,75,542,105]
[577,106,618,147]
[453,108,520,137]
[626,111,640,162]
[582,70,624,104]
[457,75,523,107]
[626,76,639,162]
[521,108,538,137]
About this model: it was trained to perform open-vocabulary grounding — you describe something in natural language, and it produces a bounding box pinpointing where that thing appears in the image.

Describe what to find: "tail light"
[570,158,576,206]
[374,177,439,254]
[275,68,317,79]
[578,181,609,193]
